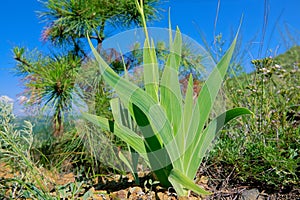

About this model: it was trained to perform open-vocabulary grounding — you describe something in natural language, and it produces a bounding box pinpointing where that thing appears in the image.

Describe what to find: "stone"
[240,188,264,200]
[111,190,129,200]
[129,186,145,199]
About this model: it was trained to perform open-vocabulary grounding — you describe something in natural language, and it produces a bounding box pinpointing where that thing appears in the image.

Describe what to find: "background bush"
[207,49,300,191]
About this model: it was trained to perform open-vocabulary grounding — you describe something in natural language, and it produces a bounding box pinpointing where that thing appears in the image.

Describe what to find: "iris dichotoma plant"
[83,0,252,196]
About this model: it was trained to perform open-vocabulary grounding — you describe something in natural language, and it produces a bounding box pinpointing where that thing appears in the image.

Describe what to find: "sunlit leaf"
[169,169,211,195]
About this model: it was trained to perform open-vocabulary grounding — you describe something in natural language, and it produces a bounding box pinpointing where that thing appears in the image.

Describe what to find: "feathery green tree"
[14,0,162,137]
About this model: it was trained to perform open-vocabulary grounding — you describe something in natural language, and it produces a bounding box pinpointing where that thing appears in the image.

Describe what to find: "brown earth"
[0,162,299,199]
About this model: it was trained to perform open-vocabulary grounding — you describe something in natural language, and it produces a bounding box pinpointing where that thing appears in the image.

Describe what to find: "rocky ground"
[0,163,299,199]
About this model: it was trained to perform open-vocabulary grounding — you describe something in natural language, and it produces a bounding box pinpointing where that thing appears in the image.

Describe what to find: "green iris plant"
[83,0,252,196]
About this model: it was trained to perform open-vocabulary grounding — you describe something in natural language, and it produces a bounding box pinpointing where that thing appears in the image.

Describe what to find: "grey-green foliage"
[0,100,91,199]
[0,99,52,199]
[0,98,14,132]
[0,99,33,157]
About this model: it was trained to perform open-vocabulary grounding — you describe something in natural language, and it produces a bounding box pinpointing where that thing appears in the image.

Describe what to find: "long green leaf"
[120,51,174,182]
[160,27,183,133]
[88,36,176,187]
[143,39,159,102]
[187,107,253,178]
[173,74,195,171]
[132,104,173,187]
[159,27,183,168]
[168,169,211,196]
[183,35,238,177]
[82,112,147,157]
[182,75,194,138]
[196,36,237,135]
[88,37,174,146]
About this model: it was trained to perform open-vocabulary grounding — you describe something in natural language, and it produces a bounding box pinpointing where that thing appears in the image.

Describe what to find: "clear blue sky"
[0,0,299,114]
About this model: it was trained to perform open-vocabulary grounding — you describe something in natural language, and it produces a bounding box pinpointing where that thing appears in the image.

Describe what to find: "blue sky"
[0,0,299,114]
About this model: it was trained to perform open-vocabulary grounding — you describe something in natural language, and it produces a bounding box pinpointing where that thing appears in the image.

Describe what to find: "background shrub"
[207,51,300,191]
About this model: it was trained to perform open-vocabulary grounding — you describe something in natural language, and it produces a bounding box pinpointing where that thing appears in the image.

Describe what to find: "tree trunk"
[53,111,63,137]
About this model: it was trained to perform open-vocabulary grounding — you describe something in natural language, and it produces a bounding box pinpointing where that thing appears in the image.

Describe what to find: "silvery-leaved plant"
[83,0,252,196]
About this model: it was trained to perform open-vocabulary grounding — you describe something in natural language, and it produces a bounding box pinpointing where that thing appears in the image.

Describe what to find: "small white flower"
[274,64,281,69]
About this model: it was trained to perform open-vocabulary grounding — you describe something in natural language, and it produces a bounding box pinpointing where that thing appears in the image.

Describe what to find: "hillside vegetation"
[207,46,300,193]
[1,41,299,198]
